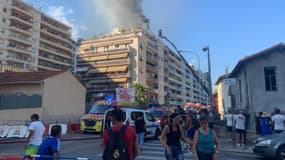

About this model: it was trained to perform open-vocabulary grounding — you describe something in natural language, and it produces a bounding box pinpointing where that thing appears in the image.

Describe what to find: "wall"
[42,71,86,123]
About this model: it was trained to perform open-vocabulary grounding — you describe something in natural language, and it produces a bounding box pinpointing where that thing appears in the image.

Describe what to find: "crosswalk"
[136,140,194,160]
[95,140,194,160]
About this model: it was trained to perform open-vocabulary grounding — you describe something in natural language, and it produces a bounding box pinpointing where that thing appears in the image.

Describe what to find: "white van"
[103,108,161,139]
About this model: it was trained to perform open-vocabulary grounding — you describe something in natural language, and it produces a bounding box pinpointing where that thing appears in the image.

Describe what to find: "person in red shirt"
[102,109,138,160]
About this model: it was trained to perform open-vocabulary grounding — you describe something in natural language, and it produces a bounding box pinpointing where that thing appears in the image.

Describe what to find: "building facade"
[0,71,86,124]
[0,0,72,71]
[229,43,285,129]
[215,73,231,118]
[76,29,210,106]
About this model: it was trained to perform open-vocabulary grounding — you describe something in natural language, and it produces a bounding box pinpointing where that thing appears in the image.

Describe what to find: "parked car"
[103,108,161,139]
[253,131,285,160]
[80,102,113,133]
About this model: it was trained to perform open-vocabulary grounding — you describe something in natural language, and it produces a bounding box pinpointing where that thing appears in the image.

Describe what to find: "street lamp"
[202,46,213,106]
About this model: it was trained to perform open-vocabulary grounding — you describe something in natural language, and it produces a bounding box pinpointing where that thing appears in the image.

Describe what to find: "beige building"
[215,73,230,118]
[0,0,72,72]
[0,71,86,124]
[76,28,210,106]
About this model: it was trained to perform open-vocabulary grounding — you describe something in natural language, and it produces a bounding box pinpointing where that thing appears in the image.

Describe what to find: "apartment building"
[76,28,209,106]
[0,0,72,71]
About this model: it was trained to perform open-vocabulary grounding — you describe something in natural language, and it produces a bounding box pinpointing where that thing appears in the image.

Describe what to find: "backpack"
[103,125,130,160]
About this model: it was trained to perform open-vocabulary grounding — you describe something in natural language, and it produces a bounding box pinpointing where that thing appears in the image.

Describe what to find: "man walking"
[102,109,138,160]
[234,111,246,146]
[135,112,146,152]
[25,114,45,157]
[272,108,285,133]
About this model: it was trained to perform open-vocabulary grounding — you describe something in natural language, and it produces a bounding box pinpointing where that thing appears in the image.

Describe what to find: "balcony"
[39,46,71,59]
[86,84,128,92]
[40,20,71,36]
[40,28,71,44]
[11,6,33,18]
[80,72,129,81]
[10,14,33,27]
[38,55,71,67]
[146,64,157,73]
[7,44,32,56]
[11,0,34,17]
[88,65,128,74]
[9,25,32,36]
[40,38,71,52]
[78,47,129,56]
[38,65,61,71]
[78,53,129,62]
[8,35,32,46]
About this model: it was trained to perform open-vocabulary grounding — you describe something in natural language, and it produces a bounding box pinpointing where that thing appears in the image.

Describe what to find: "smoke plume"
[93,0,149,30]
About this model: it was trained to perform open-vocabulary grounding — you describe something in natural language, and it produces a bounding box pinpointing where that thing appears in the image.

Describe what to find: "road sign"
[224,78,236,85]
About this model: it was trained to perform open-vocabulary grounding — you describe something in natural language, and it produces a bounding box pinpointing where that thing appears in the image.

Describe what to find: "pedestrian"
[36,125,62,160]
[255,112,262,135]
[160,114,169,130]
[25,114,45,158]
[160,113,192,160]
[134,112,146,152]
[192,114,220,160]
[260,112,272,136]
[224,110,234,141]
[208,109,215,129]
[271,108,285,133]
[102,108,138,160]
[185,115,196,153]
[234,111,246,146]
[104,111,112,130]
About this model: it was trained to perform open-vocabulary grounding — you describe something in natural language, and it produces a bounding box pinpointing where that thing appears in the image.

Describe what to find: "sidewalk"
[0,133,101,144]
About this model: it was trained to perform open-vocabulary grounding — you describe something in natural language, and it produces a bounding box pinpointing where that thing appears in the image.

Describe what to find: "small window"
[104,46,109,52]
[3,8,7,13]
[2,19,6,23]
[140,56,144,61]
[115,44,119,48]
[145,112,155,122]
[139,44,143,50]
[264,66,277,91]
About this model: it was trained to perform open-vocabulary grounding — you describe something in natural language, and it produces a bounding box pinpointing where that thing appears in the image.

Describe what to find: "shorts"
[226,126,232,132]
[25,144,40,155]
[236,129,245,134]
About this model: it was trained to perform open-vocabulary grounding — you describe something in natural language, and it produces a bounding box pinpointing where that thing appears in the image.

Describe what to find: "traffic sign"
[224,78,236,85]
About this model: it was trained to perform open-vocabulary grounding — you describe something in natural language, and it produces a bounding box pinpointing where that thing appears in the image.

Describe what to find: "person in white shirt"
[224,111,234,141]
[272,108,285,133]
[234,111,246,146]
[25,114,46,158]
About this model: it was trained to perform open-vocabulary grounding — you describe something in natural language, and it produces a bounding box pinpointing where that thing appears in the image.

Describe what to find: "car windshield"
[89,105,112,114]
[151,110,163,118]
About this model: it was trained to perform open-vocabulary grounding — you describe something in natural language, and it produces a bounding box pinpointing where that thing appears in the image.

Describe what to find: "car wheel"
[277,145,285,160]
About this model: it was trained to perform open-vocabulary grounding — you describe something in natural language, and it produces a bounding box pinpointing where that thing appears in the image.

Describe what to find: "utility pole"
[202,46,213,107]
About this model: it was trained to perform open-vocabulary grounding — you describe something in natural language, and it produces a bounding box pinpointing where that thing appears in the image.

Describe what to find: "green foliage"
[134,83,148,108]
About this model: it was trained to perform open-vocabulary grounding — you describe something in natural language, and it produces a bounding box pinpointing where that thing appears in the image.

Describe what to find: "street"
[0,138,263,160]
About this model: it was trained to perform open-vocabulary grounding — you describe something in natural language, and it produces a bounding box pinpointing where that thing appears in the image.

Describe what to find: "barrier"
[6,126,27,138]
[67,123,81,134]
[48,124,67,135]
[3,156,22,160]
[23,155,98,160]
[0,126,10,138]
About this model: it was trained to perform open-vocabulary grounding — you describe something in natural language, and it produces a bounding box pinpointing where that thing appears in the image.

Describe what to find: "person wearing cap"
[260,112,272,136]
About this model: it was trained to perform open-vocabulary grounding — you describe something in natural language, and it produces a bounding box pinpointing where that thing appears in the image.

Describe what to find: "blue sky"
[25,0,285,88]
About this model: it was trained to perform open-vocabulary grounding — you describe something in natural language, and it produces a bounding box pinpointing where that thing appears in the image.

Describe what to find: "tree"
[134,83,148,108]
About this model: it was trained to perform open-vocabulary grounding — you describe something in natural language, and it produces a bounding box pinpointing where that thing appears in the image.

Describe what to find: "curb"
[0,135,101,144]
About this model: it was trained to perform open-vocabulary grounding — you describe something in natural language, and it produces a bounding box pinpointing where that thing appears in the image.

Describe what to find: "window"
[130,111,144,121]
[2,19,5,23]
[264,67,277,91]
[145,112,155,122]
[104,46,109,52]
[3,8,7,13]
[115,44,119,48]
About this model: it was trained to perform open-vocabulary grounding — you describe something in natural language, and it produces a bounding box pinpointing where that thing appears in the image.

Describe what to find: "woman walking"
[193,114,220,160]
[160,113,192,160]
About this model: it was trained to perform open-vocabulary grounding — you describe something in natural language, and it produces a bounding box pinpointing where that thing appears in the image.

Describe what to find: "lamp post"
[178,50,202,105]
[202,46,213,106]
